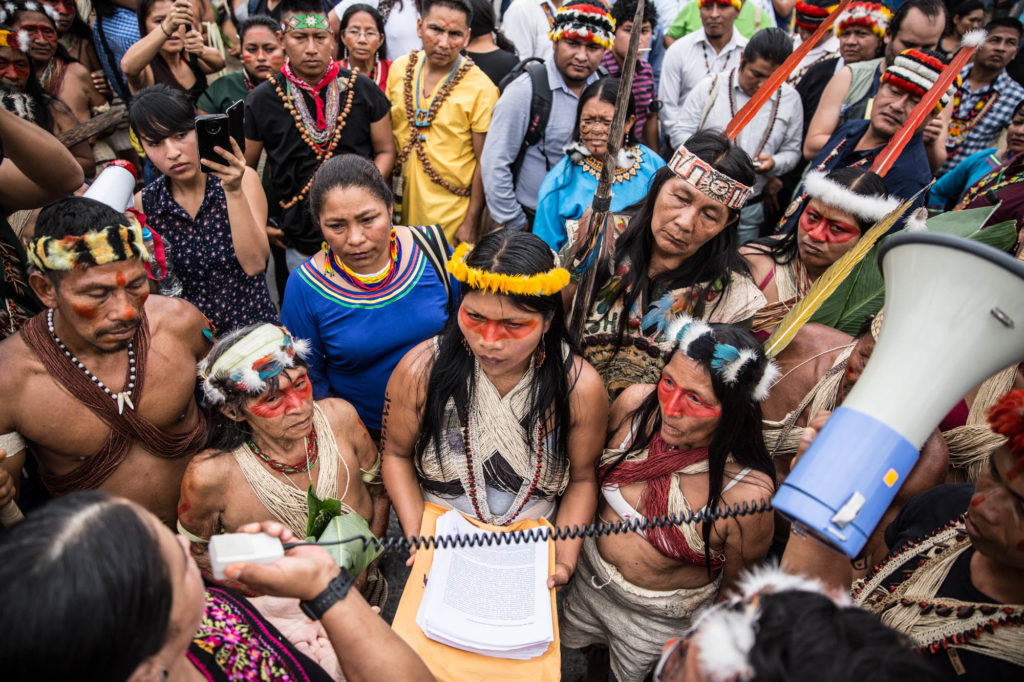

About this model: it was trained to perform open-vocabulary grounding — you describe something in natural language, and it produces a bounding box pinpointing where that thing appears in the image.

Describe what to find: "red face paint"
[657,376,722,419]
[799,208,860,245]
[115,271,127,287]
[248,377,313,418]
[139,291,149,306]
[72,303,98,319]
[18,21,58,44]
[970,494,985,507]
[459,306,539,343]
[0,57,31,83]
[121,305,136,320]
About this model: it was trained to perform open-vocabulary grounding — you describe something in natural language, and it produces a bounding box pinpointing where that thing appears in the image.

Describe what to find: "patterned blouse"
[187,586,334,681]
[141,173,278,333]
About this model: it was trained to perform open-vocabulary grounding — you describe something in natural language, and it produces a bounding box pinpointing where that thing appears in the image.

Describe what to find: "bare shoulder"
[316,396,362,432]
[393,338,436,383]
[146,295,211,356]
[0,331,41,394]
[182,448,234,494]
[720,467,775,536]
[739,244,775,285]
[568,355,605,402]
[609,383,654,441]
[776,323,853,372]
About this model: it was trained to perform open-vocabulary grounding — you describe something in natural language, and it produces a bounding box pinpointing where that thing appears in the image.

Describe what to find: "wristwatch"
[299,567,355,621]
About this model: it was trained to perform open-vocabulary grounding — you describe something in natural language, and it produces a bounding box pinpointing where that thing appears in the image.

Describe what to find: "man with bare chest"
[0,196,211,526]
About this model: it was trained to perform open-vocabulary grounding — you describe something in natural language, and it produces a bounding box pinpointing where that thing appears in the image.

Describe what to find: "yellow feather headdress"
[27,211,149,272]
[446,242,571,296]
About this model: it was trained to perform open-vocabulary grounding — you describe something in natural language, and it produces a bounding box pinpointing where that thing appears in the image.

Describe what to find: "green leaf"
[963,220,1017,251]
[317,513,383,576]
[924,205,999,237]
[305,485,344,540]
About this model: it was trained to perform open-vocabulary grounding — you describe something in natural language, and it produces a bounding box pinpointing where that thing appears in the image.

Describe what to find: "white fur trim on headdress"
[198,324,309,405]
[720,347,757,384]
[671,316,714,356]
[803,171,901,224]
[751,358,779,401]
[731,563,851,605]
[694,604,758,682]
[961,29,987,49]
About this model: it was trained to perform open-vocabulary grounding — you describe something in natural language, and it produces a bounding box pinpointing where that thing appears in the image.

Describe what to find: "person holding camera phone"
[130,84,277,334]
[120,0,225,105]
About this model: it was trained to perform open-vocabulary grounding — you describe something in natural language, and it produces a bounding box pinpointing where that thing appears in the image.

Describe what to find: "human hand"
[454,219,476,245]
[267,223,288,249]
[202,137,246,192]
[922,116,943,145]
[161,0,195,36]
[91,70,111,98]
[183,27,206,55]
[224,521,340,601]
[793,411,832,468]
[405,545,417,567]
[546,561,573,590]
[753,154,775,174]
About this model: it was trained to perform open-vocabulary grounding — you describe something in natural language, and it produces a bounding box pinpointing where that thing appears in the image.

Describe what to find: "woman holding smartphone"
[130,84,277,333]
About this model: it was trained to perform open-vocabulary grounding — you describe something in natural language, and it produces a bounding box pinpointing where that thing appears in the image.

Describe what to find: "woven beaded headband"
[27,211,149,272]
[280,13,330,32]
[645,311,779,401]
[446,242,571,296]
[698,0,743,10]
[667,145,752,211]
[549,4,615,50]
[198,324,311,405]
[0,28,30,51]
[837,2,890,38]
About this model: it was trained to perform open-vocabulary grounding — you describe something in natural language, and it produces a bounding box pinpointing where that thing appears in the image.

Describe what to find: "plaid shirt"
[941,66,1024,175]
[600,50,656,140]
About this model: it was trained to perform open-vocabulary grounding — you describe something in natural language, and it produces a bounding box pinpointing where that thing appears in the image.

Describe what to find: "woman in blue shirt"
[534,77,665,253]
[281,154,455,440]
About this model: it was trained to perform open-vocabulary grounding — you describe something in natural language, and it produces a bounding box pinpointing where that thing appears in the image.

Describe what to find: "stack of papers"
[416,510,554,660]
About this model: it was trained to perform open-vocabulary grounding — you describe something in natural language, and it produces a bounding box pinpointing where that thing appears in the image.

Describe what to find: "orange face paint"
[459,307,539,343]
[248,378,313,418]
[970,494,985,507]
[657,376,721,419]
[139,291,149,306]
[72,303,98,319]
[115,272,127,287]
[799,208,860,244]
[122,305,136,320]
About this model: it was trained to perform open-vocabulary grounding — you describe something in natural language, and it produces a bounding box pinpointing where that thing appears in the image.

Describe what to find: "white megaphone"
[773,232,1024,557]
[83,160,137,212]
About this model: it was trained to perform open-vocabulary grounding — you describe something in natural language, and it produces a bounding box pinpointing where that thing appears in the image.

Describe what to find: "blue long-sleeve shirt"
[480,59,599,230]
[927,148,1003,214]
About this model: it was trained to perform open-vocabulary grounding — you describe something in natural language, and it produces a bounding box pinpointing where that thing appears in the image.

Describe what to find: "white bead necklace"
[47,308,136,415]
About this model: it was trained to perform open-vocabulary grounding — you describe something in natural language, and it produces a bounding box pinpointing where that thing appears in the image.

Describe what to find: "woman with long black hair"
[534,77,664,253]
[560,317,777,682]
[381,229,608,589]
[567,130,765,400]
[465,0,518,86]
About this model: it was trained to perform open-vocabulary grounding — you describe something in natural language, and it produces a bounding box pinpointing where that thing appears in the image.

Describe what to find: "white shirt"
[659,28,747,144]
[501,0,556,61]
[670,68,803,195]
[653,0,689,31]
[788,33,840,84]
[333,0,420,61]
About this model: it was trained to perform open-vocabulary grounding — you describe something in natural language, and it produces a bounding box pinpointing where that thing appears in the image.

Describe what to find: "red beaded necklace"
[247,425,319,474]
[460,404,546,525]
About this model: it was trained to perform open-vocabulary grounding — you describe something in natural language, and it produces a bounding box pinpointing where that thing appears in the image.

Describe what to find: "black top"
[150,52,208,107]
[796,56,840,136]
[466,48,519,87]
[244,70,391,255]
[884,484,1020,681]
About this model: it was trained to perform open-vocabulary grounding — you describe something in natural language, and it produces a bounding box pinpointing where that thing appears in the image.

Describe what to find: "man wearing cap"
[789,48,952,222]
[481,3,610,230]
[940,18,1024,175]
[804,0,948,171]
[0,196,212,526]
[660,0,747,138]
[786,0,840,85]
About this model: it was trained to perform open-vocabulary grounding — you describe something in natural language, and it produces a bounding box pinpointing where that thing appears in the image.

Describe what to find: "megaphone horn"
[773,232,1024,557]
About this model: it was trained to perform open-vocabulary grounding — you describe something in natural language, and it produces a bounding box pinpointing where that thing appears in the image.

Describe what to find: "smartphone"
[195,101,245,170]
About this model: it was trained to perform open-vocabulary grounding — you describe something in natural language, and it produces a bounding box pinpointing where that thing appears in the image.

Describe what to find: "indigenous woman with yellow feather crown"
[381,230,609,588]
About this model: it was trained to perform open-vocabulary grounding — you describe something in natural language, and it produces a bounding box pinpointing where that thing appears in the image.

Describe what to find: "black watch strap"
[299,567,355,621]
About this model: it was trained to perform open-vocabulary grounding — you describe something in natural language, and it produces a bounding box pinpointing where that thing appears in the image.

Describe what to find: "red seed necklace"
[247,425,319,474]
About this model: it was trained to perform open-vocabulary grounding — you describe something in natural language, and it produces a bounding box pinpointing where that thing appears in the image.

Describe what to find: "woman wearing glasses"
[533,77,664,253]
[336,3,389,91]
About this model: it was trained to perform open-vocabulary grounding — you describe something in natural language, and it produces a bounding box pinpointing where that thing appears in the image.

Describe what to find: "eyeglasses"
[580,118,613,132]
[344,28,380,39]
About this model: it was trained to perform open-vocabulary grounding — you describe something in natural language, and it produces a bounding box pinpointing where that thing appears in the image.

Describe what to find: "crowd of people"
[1,0,1023,679]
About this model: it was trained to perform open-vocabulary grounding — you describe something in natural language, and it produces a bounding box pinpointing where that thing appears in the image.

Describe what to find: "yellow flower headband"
[27,211,149,272]
[446,242,571,296]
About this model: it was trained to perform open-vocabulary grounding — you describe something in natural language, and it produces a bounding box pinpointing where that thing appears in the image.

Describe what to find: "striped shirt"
[600,51,657,141]
[941,66,1024,175]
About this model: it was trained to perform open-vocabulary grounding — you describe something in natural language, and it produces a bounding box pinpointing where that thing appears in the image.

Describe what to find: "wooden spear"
[568,0,647,342]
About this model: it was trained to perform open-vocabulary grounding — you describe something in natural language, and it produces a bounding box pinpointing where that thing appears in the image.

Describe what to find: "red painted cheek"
[657,378,721,419]
[459,308,538,342]
[970,494,985,507]
[249,381,313,418]
[72,303,98,319]
[122,305,136,320]
[249,400,286,418]
[139,291,149,306]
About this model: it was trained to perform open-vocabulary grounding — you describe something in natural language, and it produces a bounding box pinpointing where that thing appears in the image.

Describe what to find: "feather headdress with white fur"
[198,324,311,405]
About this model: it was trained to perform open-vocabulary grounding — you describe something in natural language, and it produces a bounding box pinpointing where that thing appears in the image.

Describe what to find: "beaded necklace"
[727,68,781,158]
[274,69,358,210]
[47,308,136,414]
[956,160,1024,210]
[579,146,644,182]
[246,425,319,474]
[322,230,401,291]
[947,83,1000,148]
[460,401,547,526]
[341,57,381,89]
[396,51,474,197]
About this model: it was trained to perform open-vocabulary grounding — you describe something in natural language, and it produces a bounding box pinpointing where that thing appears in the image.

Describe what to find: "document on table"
[415,509,554,660]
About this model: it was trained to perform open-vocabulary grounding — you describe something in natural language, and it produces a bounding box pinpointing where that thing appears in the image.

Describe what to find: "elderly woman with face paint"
[566,130,766,400]
[559,315,777,682]
[741,167,896,340]
[178,324,387,606]
[381,229,609,590]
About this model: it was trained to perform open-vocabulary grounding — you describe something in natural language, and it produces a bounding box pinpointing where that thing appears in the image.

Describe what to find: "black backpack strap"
[511,61,553,180]
[408,224,456,317]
